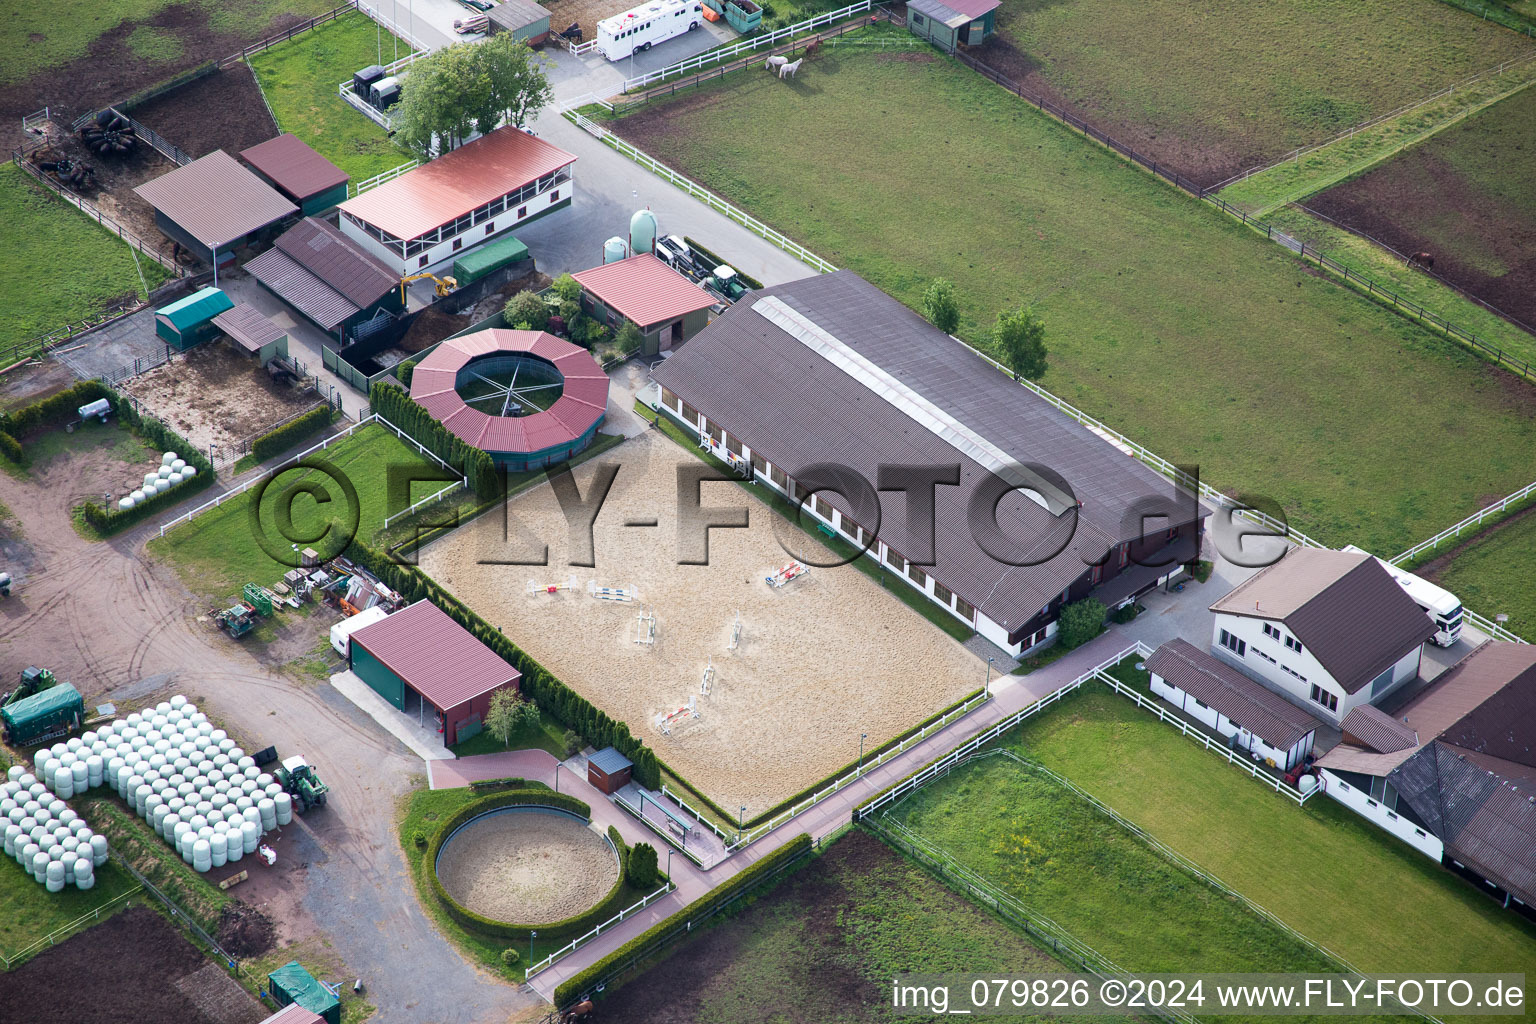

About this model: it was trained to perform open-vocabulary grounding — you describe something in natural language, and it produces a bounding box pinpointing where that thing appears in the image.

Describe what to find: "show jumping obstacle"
[764,560,808,588]
[655,695,699,735]
[635,605,658,646]
[589,580,637,603]
[527,576,579,596]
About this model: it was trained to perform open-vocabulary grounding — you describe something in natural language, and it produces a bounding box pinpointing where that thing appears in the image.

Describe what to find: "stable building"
[1316,641,1536,912]
[906,0,998,51]
[1146,638,1323,771]
[571,253,715,355]
[486,0,553,43]
[212,302,289,365]
[1209,548,1436,727]
[239,134,351,215]
[134,150,297,265]
[336,126,576,275]
[346,600,521,747]
[155,286,234,350]
[648,270,1204,658]
[246,216,404,343]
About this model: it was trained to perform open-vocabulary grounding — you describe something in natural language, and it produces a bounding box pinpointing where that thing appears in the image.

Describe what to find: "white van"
[597,0,704,61]
[1343,545,1463,647]
[330,605,391,658]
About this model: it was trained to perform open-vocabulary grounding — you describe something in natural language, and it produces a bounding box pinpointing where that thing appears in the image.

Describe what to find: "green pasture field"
[248,11,416,182]
[987,0,1532,186]
[1426,510,1536,640]
[0,166,170,355]
[993,666,1536,985]
[608,45,1536,555]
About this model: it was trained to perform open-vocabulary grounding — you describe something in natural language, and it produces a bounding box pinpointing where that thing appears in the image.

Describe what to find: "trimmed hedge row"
[426,790,635,941]
[370,381,498,501]
[554,833,814,1006]
[345,537,662,790]
[0,380,115,461]
[76,395,214,535]
[250,405,333,463]
[467,775,528,792]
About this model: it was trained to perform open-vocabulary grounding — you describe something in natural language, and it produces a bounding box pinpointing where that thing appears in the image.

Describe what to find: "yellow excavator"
[399,272,458,305]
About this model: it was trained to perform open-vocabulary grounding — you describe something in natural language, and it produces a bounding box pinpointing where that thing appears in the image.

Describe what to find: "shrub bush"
[0,380,112,441]
[551,273,582,304]
[503,290,549,332]
[413,830,429,849]
[562,730,582,758]
[397,358,418,389]
[250,405,332,464]
[500,947,521,968]
[1192,560,1214,583]
[1056,597,1106,650]
[73,391,215,535]
[0,432,21,464]
[1110,602,1141,625]
[607,825,629,872]
[626,842,657,888]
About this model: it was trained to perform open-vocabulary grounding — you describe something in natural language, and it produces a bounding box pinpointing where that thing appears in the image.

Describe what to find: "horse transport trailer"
[597,0,705,60]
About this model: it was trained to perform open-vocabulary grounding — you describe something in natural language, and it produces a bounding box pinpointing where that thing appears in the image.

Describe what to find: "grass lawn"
[994,671,1536,982]
[610,45,1536,555]
[448,707,569,758]
[0,166,171,355]
[593,827,1133,1022]
[248,11,416,182]
[240,940,376,1024]
[0,0,335,87]
[881,753,1343,982]
[1425,509,1536,639]
[985,0,1532,186]
[0,853,138,962]
[146,423,444,600]
[78,796,231,932]
[1263,205,1536,374]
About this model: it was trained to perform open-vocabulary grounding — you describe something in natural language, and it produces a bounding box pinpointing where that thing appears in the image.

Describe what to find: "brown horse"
[1406,251,1434,270]
[803,37,821,59]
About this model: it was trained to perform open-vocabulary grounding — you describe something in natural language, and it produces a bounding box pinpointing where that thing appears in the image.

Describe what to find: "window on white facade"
[1308,684,1338,713]
[1263,623,1280,640]
[1283,664,1309,683]
[1284,635,1302,653]
[1369,665,1394,696]
[1218,629,1246,657]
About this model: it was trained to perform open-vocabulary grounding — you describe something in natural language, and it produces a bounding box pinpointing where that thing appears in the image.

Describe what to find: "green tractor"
[275,755,329,813]
[216,602,258,639]
[708,265,749,302]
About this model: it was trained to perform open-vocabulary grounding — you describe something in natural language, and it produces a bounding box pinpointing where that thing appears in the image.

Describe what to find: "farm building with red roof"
[347,600,521,747]
[571,253,716,355]
[336,126,575,275]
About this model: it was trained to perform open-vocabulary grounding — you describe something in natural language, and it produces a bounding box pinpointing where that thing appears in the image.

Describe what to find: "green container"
[268,961,341,1024]
[724,0,761,32]
[1,682,84,745]
[452,234,530,285]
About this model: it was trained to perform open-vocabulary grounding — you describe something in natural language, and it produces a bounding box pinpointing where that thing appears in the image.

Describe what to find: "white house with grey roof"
[1209,547,1436,727]
[648,270,1206,657]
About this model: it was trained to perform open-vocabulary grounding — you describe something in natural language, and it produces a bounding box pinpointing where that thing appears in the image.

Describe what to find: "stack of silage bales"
[3,764,107,891]
[120,451,199,511]
[37,695,274,874]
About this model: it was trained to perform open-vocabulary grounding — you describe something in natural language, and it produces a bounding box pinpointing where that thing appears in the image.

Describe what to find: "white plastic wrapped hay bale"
[52,766,74,800]
[224,825,243,863]
[3,823,20,857]
[31,849,49,883]
[209,831,227,868]
[274,792,293,826]
[70,761,88,792]
[45,860,65,892]
[257,798,276,831]
[74,857,94,890]
[242,819,261,854]
[86,754,104,788]
[192,839,211,873]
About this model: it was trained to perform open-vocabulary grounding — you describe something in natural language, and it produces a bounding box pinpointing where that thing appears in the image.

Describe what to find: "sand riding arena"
[435,807,620,923]
[419,429,985,816]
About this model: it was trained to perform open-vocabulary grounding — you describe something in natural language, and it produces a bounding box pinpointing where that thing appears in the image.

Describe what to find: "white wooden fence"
[523,880,674,979]
[619,0,872,91]
[564,108,839,274]
[382,479,465,529]
[352,157,420,197]
[156,413,457,537]
[336,49,426,131]
[1391,476,1536,567]
[0,886,142,968]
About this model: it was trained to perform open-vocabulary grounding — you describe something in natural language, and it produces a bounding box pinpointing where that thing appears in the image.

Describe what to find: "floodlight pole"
[858,732,867,777]
[986,656,995,698]
[529,929,536,964]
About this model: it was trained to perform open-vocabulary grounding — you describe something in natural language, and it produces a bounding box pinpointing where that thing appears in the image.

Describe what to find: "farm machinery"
[1,668,84,746]
[274,755,329,812]
[0,571,12,598]
[215,585,273,639]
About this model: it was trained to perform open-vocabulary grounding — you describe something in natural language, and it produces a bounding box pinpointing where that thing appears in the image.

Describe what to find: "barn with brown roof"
[347,600,521,747]
[239,134,350,215]
[571,253,715,355]
[245,216,404,342]
[134,150,297,266]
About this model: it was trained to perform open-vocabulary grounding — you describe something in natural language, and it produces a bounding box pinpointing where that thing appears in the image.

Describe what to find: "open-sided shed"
[347,600,521,746]
[487,0,552,44]
[155,286,235,349]
[134,150,297,265]
[213,302,289,364]
[906,0,998,51]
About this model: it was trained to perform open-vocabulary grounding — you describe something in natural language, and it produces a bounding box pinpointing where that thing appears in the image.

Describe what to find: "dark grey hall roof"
[1147,639,1323,750]
[488,0,551,31]
[651,271,1202,630]
[1391,741,1536,907]
[1212,548,1436,694]
[245,217,398,331]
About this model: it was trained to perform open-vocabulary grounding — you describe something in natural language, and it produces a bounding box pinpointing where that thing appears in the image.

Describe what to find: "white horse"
[778,57,803,79]
[765,54,788,73]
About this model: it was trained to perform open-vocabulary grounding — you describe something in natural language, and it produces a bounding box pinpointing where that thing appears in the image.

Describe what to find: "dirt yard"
[419,429,985,816]
[436,809,620,923]
[121,343,321,454]
[129,65,278,160]
[3,906,267,1024]
[0,355,78,411]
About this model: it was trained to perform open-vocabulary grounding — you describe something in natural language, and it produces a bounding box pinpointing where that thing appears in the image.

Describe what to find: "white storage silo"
[274,792,293,826]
